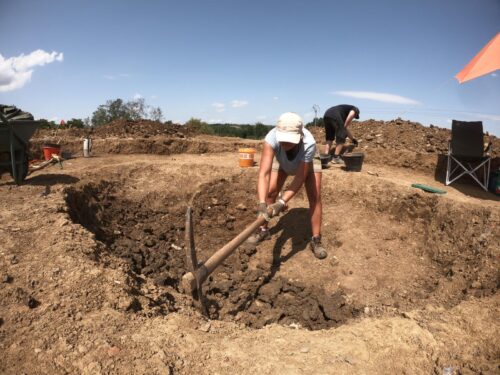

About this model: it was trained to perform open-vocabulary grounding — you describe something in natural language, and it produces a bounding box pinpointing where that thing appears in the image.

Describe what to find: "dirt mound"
[34,119,187,140]
[310,118,499,155]
[309,118,500,172]
[30,120,259,160]
[93,119,187,138]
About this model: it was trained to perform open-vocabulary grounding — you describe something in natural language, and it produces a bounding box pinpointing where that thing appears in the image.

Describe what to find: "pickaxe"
[181,206,271,314]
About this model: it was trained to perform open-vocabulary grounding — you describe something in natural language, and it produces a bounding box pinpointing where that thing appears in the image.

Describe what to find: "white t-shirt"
[264,127,317,175]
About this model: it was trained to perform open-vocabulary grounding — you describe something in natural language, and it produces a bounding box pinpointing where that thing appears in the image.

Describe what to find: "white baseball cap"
[276,112,303,144]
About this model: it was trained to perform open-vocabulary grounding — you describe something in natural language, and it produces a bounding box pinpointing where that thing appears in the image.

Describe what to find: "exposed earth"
[1,120,499,374]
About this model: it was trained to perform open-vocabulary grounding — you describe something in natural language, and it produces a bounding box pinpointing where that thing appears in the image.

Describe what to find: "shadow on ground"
[25,173,80,186]
[434,154,499,202]
[269,208,311,276]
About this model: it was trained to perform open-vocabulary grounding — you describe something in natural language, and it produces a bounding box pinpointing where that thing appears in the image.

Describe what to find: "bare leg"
[305,170,327,258]
[334,142,344,156]
[324,140,333,155]
[305,171,322,237]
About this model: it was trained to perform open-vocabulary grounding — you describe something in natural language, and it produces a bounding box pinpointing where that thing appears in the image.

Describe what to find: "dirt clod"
[2,274,12,283]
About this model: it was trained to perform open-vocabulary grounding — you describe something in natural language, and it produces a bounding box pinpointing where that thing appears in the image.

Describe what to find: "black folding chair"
[446,120,492,191]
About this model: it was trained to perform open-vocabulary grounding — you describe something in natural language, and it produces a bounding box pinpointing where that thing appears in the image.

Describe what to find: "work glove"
[268,198,287,218]
[257,202,270,221]
[352,138,358,147]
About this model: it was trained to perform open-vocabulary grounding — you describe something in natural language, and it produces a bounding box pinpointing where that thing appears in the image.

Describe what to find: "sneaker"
[246,229,271,245]
[331,156,345,165]
[310,236,327,259]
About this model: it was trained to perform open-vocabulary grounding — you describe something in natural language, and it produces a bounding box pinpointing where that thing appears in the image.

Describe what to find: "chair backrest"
[451,120,484,158]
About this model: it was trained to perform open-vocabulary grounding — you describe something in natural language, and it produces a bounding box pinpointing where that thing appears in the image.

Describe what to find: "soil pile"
[310,118,499,154]
[309,118,500,172]
[92,119,187,138]
[30,119,259,160]
[34,119,187,139]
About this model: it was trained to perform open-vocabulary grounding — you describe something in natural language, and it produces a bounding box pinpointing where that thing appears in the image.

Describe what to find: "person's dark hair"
[353,106,360,119]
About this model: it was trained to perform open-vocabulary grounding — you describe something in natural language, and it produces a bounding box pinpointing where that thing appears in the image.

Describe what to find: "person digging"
[246,112,327,260]
[323,104,360,164]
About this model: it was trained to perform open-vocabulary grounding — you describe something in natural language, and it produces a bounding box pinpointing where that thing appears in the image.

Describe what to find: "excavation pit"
[64,172,498,330]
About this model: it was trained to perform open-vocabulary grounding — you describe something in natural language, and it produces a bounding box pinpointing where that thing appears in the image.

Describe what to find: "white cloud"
[104,73,130,80]
[0,49,63,92]
[10,50,63,71]
[333,90,421,105]
[491,73,498,77]
[133,93,143,100]
[231,100,248,108]
[273,96,279,101]
[212,102,225,113]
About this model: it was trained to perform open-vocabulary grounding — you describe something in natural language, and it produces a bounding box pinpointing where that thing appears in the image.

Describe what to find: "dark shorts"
[324,116,347,144]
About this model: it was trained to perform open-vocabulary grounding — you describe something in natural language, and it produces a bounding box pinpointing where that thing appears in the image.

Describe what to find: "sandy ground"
[0,149,499,374]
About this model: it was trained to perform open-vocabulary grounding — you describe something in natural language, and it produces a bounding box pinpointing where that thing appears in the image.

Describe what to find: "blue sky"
[1,0,499,134]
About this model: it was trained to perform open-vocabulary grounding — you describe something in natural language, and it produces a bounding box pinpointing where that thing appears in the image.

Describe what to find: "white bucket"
[83,138,92,157]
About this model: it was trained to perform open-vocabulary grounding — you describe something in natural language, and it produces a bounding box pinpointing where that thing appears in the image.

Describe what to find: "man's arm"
[344,110,357,128]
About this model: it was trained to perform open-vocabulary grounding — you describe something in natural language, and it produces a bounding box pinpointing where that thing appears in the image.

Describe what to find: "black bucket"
[343,152,364,172]
[319,154,331,169]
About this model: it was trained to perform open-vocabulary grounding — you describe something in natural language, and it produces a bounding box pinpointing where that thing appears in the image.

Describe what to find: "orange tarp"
[455,32,500,83]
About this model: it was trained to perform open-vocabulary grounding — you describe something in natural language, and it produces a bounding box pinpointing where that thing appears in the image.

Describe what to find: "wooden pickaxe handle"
[181,214,268,293]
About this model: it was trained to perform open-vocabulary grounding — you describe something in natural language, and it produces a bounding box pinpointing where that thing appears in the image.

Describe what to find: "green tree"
[38,119,57,129]
[306,117,324,128]
[185,118,214,134]
[66,118,85,128]
[91,99,130,126]
[125,98,147,120]
[108,98,130,120]
[254,122,268,139]
[91,98,165,126]
[150,106,163,122]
